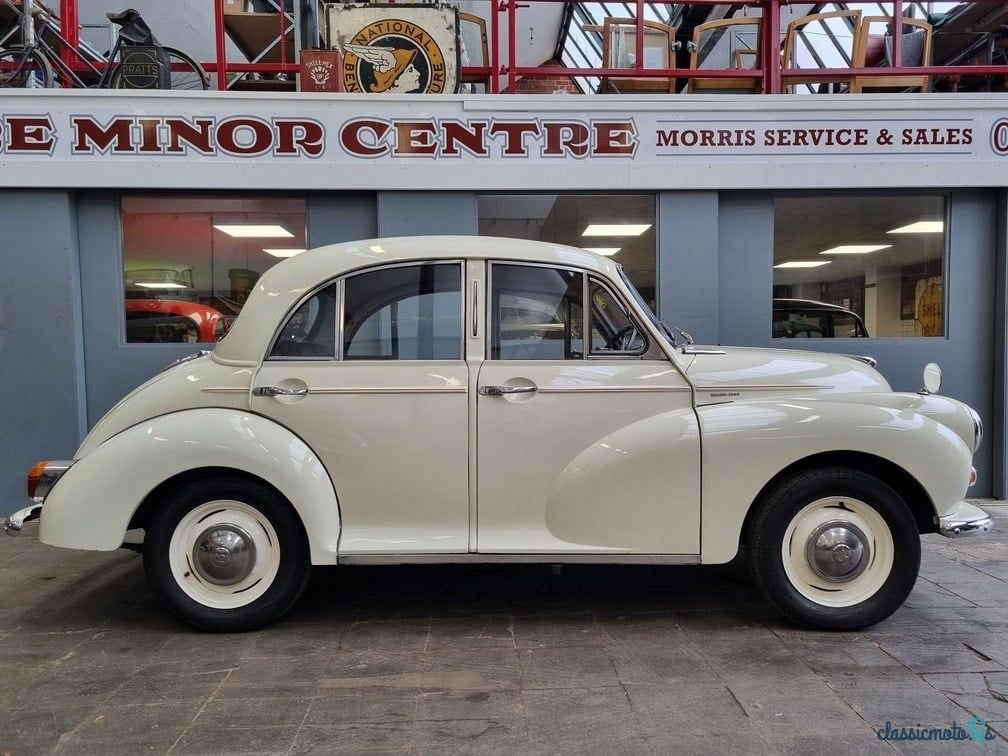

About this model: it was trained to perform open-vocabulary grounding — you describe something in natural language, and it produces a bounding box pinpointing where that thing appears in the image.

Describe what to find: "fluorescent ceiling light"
[214,224,293,238]
[263,248,306,258]
[135,282,188,289]
[584,247,620,256]
[774,261,831,269]
[887,221,944,234]
[582,224,652,237]
[820,244,891,255]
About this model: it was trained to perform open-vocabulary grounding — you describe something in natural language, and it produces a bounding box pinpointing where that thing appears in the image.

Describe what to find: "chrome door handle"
[253,386,309,397]
[478,385,537,397]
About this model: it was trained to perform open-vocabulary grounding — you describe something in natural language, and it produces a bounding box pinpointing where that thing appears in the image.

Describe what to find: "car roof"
[773,298,859,315]
[215,236,619,364]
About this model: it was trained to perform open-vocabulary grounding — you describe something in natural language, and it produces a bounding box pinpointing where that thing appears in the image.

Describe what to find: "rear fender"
[40,408,340,564]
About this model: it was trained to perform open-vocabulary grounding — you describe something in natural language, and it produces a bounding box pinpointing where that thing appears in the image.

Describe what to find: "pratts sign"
[1,92,1006,190]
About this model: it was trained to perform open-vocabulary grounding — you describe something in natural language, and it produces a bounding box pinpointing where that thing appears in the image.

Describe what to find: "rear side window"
[343,264,463,360]
[269,283,338,358]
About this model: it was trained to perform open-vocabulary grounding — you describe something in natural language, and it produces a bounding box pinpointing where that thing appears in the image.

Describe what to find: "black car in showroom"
[772,298,869,338]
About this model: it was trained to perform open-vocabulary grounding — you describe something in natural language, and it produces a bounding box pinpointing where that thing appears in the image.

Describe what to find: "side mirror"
[921,362,942,395]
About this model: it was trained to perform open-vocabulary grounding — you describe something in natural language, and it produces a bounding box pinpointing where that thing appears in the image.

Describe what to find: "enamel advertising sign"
[327,4,460,95]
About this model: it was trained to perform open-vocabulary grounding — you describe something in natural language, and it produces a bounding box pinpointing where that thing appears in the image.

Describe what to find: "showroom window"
[773,195,946,338]
[478,194,657,311]
[343,264,463,360]
[121,195,307,344]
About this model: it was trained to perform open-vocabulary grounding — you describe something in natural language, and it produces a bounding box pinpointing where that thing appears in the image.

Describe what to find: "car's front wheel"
[748,468,921,630]
[143,476,311,632]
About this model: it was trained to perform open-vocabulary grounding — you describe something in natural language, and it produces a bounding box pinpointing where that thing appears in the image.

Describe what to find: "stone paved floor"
[2,504,1008,754]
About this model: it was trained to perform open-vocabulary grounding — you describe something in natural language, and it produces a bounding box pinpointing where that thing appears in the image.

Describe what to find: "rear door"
[251,261,470,554]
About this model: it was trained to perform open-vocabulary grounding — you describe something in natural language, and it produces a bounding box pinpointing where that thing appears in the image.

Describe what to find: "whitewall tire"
[143,476,311,632]
[749,468,921,630]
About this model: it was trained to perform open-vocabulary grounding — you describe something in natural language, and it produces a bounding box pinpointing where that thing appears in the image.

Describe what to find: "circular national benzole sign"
[341,19,447,94]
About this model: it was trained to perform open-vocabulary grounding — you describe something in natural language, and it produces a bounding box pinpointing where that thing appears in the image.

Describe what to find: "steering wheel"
[612,325,639,351]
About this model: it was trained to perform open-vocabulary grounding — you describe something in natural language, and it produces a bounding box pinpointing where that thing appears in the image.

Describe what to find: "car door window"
[269,282,338,358]
[490,264,584,360]
[589,278,647,355]
[343,263,462,360]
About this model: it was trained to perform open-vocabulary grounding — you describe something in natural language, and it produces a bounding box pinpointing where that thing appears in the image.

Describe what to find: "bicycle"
[0,1,207,89]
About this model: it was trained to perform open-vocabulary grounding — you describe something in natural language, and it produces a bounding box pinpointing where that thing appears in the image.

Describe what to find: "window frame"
[265,260,466,363]
[486,261,652,362]
[587,275,650,357]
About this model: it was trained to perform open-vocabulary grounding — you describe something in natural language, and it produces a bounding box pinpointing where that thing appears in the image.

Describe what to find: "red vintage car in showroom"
[124,267,227,343]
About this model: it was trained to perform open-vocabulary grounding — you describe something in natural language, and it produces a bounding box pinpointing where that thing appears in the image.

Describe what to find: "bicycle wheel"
[110,46,208,90]
[0,46,54,88]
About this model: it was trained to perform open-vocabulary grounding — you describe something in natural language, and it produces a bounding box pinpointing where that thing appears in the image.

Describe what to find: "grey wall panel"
[308,193,378,248]
[718,192,774,347]
[658,192,718,344]
[0,191,85,506]
[718,190,997,497]
[378,192,478,237]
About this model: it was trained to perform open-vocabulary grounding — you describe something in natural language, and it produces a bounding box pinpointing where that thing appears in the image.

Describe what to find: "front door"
[252,262,470,554]
[476,263,700,555]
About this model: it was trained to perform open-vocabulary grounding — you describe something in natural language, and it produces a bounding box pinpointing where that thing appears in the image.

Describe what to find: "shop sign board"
[1,92,1008,190]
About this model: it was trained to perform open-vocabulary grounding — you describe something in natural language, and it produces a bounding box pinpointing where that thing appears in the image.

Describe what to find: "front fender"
[40,409,340,564]
[699,397,973,564]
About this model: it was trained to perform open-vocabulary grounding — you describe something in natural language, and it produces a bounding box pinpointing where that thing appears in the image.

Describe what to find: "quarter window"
[269,283,338,359]
[589,278,647,354]
[343,264,462,360]
[490,265,584,360]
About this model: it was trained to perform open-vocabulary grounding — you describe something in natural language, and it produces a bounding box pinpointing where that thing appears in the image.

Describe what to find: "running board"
[337,553,700,566]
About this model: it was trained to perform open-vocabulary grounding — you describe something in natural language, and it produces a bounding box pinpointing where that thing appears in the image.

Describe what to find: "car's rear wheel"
[143,476,311,631]
[748,468,920,630]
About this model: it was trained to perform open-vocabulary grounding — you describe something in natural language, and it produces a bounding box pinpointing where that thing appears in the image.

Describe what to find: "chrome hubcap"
[805,520,870,583]
[191,525,256,586]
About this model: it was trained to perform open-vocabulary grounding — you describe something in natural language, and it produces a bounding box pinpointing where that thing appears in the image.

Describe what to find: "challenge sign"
[328,4,459,94]
[1,93,1007,190]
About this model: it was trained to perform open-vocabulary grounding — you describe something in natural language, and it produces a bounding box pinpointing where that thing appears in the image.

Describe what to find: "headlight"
[969,407,983,452]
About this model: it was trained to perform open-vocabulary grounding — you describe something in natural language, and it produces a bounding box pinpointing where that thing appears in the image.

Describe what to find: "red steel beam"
[59,0,80,85]
[893,0,903,72]
[507,0,517,93]
[213,0,227,90]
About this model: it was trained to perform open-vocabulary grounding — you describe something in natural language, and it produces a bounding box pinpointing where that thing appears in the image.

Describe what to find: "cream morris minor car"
[6,237,993,632]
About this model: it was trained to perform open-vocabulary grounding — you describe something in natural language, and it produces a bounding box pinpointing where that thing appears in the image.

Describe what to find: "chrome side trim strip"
[338,553,700,565]
[200,387,249,394]
[309,386,468,395]
[694,384,829,392]
[536,385,691,394]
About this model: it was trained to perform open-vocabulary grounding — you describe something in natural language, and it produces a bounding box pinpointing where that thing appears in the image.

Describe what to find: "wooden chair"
[782,9,862,93]
[851,16,933,93]
[688,17,762,94]
[599,17,676,93]
[459,12,490,92]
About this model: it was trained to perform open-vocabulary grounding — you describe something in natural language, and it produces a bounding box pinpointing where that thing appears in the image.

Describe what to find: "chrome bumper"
[938,501,995,538]
[5,504,42,536]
